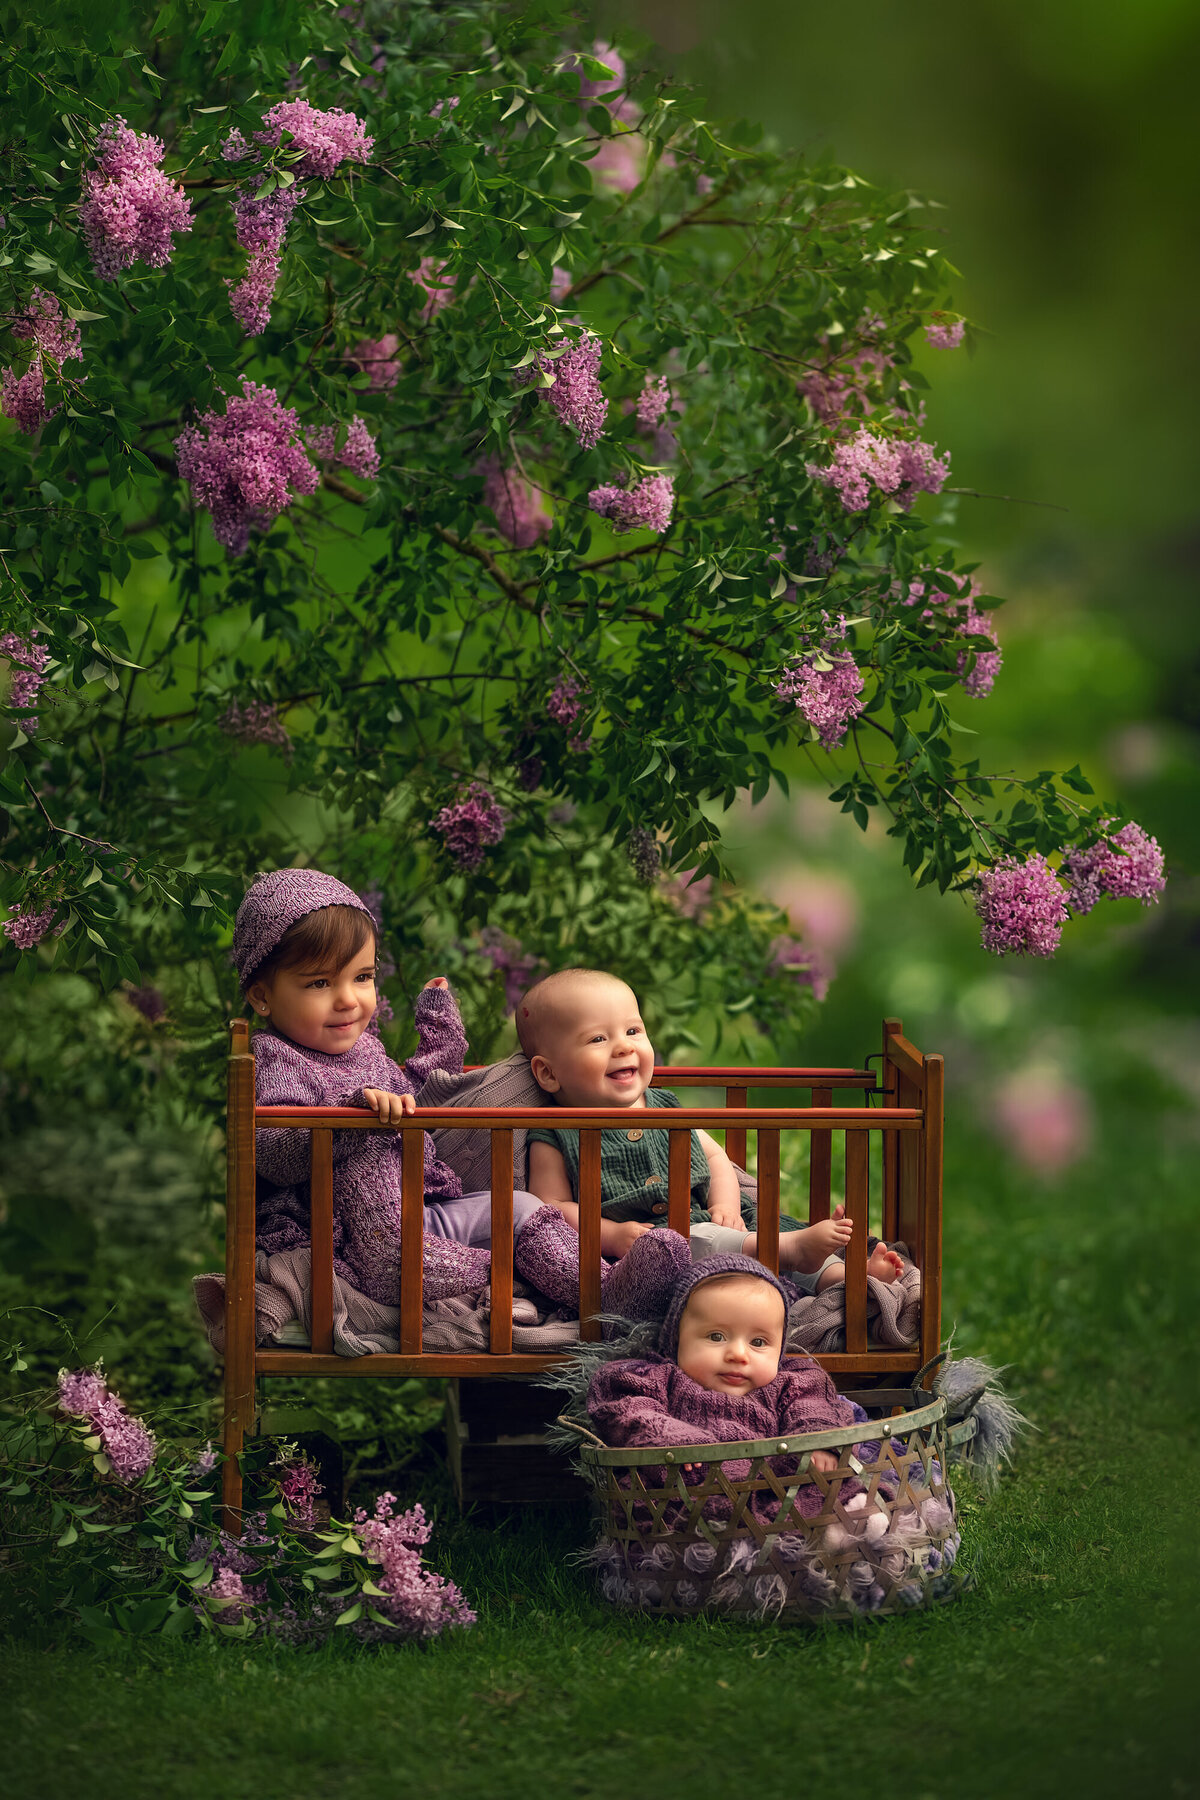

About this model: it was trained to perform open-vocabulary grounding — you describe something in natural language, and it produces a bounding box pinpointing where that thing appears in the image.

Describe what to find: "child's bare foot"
[776,1213,852,1274]
[866,1243,904,1284]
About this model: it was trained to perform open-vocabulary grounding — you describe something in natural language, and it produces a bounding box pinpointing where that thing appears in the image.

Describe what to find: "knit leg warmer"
[513,1204,603,1308]
[599,1228,692,1334]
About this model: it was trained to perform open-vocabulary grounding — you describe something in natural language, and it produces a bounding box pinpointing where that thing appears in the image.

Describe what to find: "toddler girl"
[235,869,601,1311]
[521,967,904,1291]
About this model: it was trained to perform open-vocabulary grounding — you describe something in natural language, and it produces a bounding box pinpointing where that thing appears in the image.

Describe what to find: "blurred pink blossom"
[992,1067,1093,1174]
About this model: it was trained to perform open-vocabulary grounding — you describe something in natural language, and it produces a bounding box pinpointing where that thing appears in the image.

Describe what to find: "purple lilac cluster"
[307,415,381,480]
[627,826,661,885]
[1060,820,1166,916]
[128,985,167,1022]
[546,675,585,729]
[80,118,193,280]
[253,99,374,178]
[431,782,508,871]
[574,41,644,193]
[478,456,551,547]
[634,373,678,460]
[228,185,304,336]
[807,427,949,513]
[347,332,401,391]
[975,855,1069,957]
[477,927,544,1012]
[354,1495,476,1638]
[774,618,865,750]
[1,630,49,729]
[175,381,319,556]
[519,332,607,449]
[767,935,833,1003]
[274,1451,322,1527]
[219,699,292,749]
[409,256,455,319]
[925,317,965,350]
[663,868,714,919]
[189,1442,219,1479]
[57,1364,157,1483]
[549,266,573,304]
[3,903,58,951]
[2,289,84,434]
[357,885,395,1029]
[429,96,460,120]
[798,334,893,428]
[588,473,674,535]
[902,572,1002,698]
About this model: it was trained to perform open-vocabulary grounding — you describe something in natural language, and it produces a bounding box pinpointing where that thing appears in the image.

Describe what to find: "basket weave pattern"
[575,1395,965,1619]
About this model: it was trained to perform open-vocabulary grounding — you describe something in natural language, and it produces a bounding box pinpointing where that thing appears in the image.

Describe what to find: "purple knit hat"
[658,1254,793,1360]
[232,868,376,988]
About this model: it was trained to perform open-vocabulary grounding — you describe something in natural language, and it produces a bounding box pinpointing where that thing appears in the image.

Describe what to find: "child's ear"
[246,979,271,1017]
[530,1054,559,1095]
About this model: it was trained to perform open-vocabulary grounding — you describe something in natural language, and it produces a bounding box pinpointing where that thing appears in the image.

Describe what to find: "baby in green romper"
[521,967,902,1286]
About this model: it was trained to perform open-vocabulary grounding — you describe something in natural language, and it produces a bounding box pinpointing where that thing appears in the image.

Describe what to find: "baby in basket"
[520,966,904,1290]
[586,1238,860,1484]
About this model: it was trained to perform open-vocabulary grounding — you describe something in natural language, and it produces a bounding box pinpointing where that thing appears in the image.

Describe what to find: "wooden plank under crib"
[219,1017,943,1528]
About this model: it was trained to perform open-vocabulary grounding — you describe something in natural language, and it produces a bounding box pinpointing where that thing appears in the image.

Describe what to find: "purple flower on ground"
[308,415,380,480]
[190,1442,219,1479]
[409,256,455,318]
[346,332,401,392]
[627,826,661,885]
[57,1364,157,1482]
[767,935,833,1003]
[807,427,949,512]
[546,676,585,729]
[3,903,58,950]
[588,473,674,535]
[1,630,50,729]
[254,99,374,179]
[926,317,965,350]
[774,617,865,750]
[353,1495,476,1637]
[80,118,193,280]
[477,927,545,1012]
[219,699,292,749]
[431,783,508,871]
[208,1566,254,1614]
[275,1453,322,1527]
[57,1366,109,1417]
[975,855,1069,957]
[175,381,319,556]
[1060,820,1166,916]
[228,185,303,336]
[518,332,607,449]
[477,457,551,547]
[128,985,166,1022]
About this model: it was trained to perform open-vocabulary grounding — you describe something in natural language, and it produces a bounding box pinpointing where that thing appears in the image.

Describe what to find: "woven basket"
[563,1386,973,1621]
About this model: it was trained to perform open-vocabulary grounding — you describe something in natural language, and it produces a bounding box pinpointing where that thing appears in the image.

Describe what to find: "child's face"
[248,936,378,1054]
[676,1275,786,1395]
[529,975,656,1109]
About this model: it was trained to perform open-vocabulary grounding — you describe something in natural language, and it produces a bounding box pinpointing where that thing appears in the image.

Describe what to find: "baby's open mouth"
[607,1067,637,1080]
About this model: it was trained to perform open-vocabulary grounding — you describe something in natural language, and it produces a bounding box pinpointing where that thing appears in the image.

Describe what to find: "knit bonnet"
[658,1254,793,1361]
[232,868,375,988]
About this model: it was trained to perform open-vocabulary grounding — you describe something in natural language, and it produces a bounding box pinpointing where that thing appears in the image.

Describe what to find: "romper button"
[644,1174,661,1185]
[651,1202,667,1215]
[626,1128,644,1141]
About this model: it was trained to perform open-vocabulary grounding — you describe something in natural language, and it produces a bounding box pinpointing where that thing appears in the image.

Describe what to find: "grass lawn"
[3,1133,1195,1800]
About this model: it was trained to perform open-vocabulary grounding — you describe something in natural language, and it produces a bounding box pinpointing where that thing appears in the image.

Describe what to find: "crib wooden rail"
[220,1018,942,1528]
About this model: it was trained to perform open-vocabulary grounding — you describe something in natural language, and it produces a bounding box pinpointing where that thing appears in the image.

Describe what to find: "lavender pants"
[422,1188,543,1246]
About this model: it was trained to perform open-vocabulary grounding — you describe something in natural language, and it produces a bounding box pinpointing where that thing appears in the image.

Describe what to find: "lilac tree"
[0,2,1164,1062]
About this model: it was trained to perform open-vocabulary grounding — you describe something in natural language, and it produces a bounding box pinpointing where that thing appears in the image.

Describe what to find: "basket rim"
[562,1390,947,1468]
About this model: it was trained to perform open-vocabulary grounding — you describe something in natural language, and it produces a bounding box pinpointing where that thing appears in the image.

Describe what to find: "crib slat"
[882,1021,901,1242]
[399,1126,425,1355]
[724,1086,748,1173]
[222,1035,257,1534]
[578,1127,603,1343]
[310,1129,334,1356]
[844,1129,869,1353]
[897,1070,922,1250]
[920,1055,944,1370]
[756,1128,780,1273]
[809,1087,832,1222]
[668,1128,691,1235]
[489,1129,514,1356]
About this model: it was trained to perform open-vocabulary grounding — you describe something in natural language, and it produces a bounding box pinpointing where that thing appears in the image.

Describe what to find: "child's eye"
[355,972,376,983]
[626,1025,642,1036]
[307,978,328,989]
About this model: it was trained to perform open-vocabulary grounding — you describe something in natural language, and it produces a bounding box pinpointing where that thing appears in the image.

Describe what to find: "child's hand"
[361,1088,417,1126]
[706,1199,744,1231]
[422,976,449,991]
[599,1219,654,1258]
[810,1449,838,1474]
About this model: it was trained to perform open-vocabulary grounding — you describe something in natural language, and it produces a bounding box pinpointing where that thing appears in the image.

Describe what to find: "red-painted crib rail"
[221,1019,943,1528]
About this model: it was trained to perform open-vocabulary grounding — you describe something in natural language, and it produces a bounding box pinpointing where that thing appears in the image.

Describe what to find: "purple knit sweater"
[253,986,491,1305]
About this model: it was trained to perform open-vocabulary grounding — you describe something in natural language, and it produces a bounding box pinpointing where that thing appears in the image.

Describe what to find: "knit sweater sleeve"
[774,1358,859,1436]
[401,985,468,1090]
[252,1034,345,1187]
[586,1358,720,1450]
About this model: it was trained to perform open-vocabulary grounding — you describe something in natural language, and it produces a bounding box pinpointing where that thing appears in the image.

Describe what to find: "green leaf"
[57,1523,79,1547]
[335,1602,364,1625]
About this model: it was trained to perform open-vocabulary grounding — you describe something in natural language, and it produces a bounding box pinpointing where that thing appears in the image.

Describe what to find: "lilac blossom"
[627,827,661,885]
[636,374,671,432]
[128,985,166,1022]
[975,855,1069,958]
[228,184,303,336]
[429,96,460,120]
[208,1566,254,1614]
[80,118,193,280]
[574,41,627,98]
[663,868,713,919]
[956,604,1002,697]
[220,699,292,749]
[774,618,865,750]
[590,102,645,194]
[546,675,585,729]
[588,473,674,535]
[275,1452,321,1527]
[926,317,965,350]
[308,415,380,480]
[3,904,58,950]
[346,332,401,391]
[516,754,544,792]
[2,289,84,434]
[175,381,320,556]
[1,364,53,433]
[431,782,508,871]
[409,256,455,318]
[57,1363,157,1482]
[221,128,252,161]
[767,935,833,1003]
[807,427,949,512]
[254,99,374,179]
[1,630,49,729]
[518,332,607,449]
[993,1066,1093,1174]
[478,927,544,1012]
[190,1442,219,1479]
[1060,820,1166,916]
[550,266,573,304]
[478,457,551,547]
[354,1494,476,1638]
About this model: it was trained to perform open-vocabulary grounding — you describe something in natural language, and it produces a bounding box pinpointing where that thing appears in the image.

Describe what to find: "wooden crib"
[220,1017,943,1527]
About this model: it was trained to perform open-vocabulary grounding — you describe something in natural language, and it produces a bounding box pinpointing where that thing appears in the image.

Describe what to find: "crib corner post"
[222,1024,257,1533]
[920,1051,944,1370]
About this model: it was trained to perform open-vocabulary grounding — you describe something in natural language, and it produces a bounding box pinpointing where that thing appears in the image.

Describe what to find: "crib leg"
[220,1355,253,1532]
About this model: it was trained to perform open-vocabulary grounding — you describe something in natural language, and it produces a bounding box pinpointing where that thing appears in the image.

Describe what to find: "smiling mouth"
[607,1067,637,1080]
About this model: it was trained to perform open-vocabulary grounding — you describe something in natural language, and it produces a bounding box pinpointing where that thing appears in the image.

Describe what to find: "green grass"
[3,1127,1195,1799]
